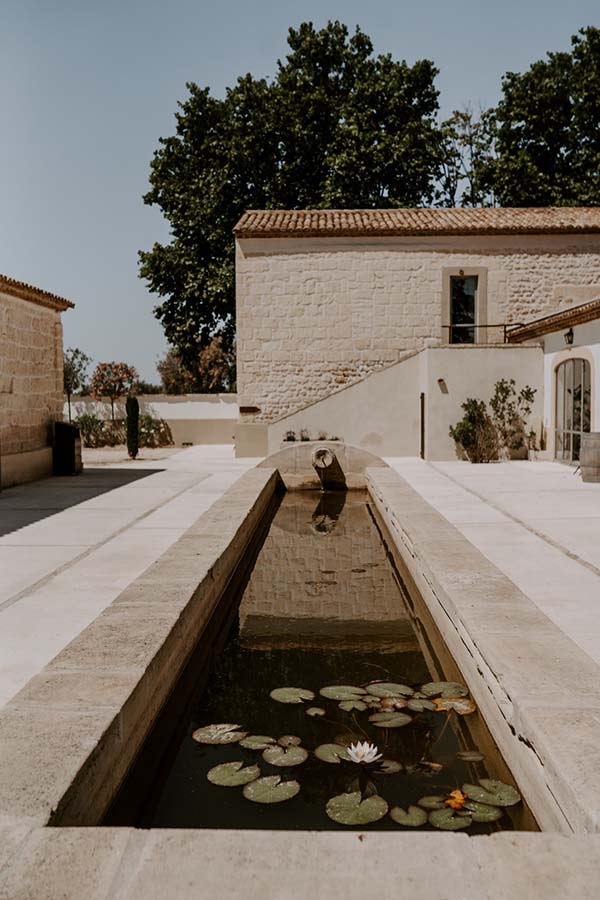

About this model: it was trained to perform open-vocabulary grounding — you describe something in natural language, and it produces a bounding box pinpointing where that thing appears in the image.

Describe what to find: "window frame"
[441,267,488,345]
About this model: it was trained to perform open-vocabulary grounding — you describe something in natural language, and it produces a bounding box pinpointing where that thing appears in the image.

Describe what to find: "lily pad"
[306,707,326,717]
[320,685,366,701]
[192,723,247,745]
[389,805,428,827]
[339,699,367,712]
[207,761,261,787]
[270,687,315,704]
[376,759,403,775]
[262,745,308,767]
[365,682,414,698]
[278,735,302,747]
[463,779,521,807]
[429,807,472,830]
[433,697,476,715]
[457,750,485,763]
[369,711,412,728]
[407,698,436,713]
[462,800,503,822]
[418,795,446,810]
[243,775,300,804]
[239,735,275,750]
[421,681,469,698]
[326,791,388,825]
[314,743,352,763]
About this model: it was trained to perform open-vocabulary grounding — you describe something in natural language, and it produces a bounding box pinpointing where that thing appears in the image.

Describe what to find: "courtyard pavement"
[0,446,259,708]
[389,458,600,667]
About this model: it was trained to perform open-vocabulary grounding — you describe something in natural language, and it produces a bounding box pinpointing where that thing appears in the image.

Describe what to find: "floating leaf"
[239,735,275,750]
[314,743,352,764]
[278,735,302,747]
[389,805,428,827]
[380,697,408,711]
[270,687,315,704]
[306,707,326,717]
[462,800,503,822]
[457,750,485,763]
[407,698,436,713]
[263,745,308,767]
[339,699,367,712]
[192,723,247,745]
[377,759,403,775]
[429,807,472,830]
[365,682,414,698]
[369,711,412,728]
[418,795,446,810]
[207,761,260,786]
[326,791,388,825]
[433,697,476,716]
[463,779,521,807]
[445,789,467,810]
[421,681,469,698]
[320,685,366,700]
[243,775,300,804]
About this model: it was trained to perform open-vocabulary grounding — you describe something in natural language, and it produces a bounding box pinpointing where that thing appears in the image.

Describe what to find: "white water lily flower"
[347,741,382,765]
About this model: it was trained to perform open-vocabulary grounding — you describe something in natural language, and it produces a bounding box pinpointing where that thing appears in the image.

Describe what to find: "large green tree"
[485,27,600,206]
[139,21,444,364]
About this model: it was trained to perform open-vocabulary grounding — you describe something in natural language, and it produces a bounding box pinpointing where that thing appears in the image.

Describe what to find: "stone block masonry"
[236,234,600,423]
[0,291,64,457]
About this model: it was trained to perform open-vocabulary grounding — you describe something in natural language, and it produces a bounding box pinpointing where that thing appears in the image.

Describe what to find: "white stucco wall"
[541,320,600,456]
[236,233,600,426]
[265,345,543,460]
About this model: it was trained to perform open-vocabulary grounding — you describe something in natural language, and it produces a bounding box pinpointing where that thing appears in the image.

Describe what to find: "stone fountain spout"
[311,445,347,491]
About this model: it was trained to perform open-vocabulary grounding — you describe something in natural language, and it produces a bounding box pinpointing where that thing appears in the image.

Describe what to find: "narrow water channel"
[105,490,535,832]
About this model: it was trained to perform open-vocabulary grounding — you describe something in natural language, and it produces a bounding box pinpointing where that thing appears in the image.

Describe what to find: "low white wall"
[262,346,543,460]
[65,394,238,446]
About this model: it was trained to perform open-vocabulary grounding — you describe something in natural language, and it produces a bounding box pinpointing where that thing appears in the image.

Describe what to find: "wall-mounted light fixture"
[437,378,449,394]
[564,328,574,346]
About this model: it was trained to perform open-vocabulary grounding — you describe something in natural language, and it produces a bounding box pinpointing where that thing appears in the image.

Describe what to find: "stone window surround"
[441,266,488,344]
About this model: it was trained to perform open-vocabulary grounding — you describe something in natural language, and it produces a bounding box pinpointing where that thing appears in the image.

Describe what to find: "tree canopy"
[139,21,445,363]
[484,26,600,206]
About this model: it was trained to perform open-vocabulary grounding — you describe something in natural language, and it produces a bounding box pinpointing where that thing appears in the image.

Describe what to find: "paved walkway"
[0,446,258,708]
[388,458,600,666]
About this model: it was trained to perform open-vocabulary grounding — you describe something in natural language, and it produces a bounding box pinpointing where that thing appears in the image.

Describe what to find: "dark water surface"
[106,490,535,832]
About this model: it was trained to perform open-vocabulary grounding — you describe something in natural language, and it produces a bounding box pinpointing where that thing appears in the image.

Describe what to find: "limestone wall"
[236,233,600,423]
[0,291,64,457]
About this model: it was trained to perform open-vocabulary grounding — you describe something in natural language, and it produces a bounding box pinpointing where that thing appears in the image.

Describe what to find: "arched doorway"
[555,358,591,462]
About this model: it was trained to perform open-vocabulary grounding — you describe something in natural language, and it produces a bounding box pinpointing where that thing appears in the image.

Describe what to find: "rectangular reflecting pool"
[105,490,536,832]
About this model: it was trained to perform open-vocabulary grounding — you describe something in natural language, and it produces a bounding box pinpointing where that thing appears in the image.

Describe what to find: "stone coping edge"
[367,467,600,834]
[0,467,281,827]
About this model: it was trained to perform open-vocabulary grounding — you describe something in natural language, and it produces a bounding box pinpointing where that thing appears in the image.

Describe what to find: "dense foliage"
[140,21,445,362]
[157,337,236,393]
[449,380,537,463]
[141,22,600,361]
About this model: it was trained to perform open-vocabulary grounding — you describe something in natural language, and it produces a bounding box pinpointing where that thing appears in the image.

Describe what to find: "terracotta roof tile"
[234,207,600,238]
[0,274,75,312]
[507,298,600,343]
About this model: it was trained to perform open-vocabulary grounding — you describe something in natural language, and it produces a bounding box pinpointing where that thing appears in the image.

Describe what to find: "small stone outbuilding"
[0,274,74,487]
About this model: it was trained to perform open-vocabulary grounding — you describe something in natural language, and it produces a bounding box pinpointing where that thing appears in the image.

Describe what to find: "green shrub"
[74,414,104,448]
[138,415,174,448]
[126,396,140,459]
[449,399,500,463]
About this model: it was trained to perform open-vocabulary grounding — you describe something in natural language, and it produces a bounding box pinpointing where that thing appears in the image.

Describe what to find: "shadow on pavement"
[0,468,163,537]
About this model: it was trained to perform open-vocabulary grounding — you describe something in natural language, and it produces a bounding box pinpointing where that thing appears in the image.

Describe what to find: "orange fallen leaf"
[445,789,467,810]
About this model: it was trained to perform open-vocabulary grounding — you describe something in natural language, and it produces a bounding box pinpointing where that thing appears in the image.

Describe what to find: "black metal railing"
[442,323,525,344]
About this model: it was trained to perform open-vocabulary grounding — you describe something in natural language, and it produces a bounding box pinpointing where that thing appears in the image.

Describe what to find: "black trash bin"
[53,421,83,476]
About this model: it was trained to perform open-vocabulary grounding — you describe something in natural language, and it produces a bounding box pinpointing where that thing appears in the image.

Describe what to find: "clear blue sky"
[1,0,598,381]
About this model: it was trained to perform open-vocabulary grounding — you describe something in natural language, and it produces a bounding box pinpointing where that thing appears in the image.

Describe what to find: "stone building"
[234,208,600,458]
[0,274,74,487]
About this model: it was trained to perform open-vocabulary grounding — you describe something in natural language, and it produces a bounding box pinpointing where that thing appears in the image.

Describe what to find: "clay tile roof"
[507,298,600,343]
[234,207,600,238]
[0,274,75,312]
